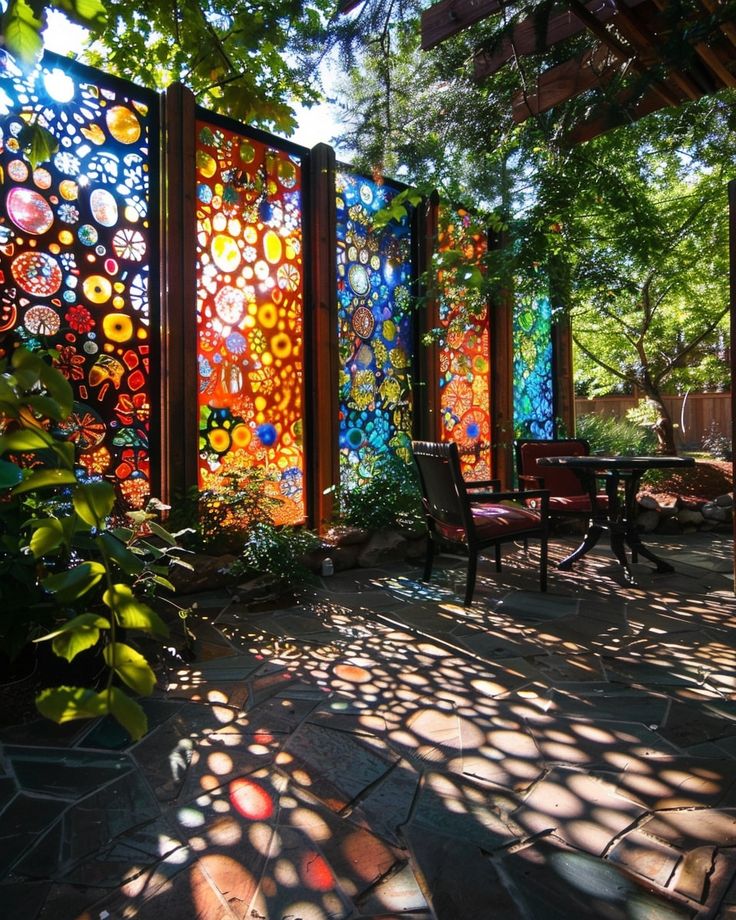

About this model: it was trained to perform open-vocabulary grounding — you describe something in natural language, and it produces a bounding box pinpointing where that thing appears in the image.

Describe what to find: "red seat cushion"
[435,503,541,542]
[519,441,588,497]
[548,493,609,514]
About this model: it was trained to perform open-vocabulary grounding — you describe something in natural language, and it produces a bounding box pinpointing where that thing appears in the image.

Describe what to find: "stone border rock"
[169,493,734,596]
[636,491,733,534]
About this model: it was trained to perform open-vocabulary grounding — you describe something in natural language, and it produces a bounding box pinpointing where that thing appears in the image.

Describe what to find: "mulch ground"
[640,458,733,505]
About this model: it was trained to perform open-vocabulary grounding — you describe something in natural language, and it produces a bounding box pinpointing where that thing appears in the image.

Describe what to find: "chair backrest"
[411,440,467,528]
[515,438,591,496]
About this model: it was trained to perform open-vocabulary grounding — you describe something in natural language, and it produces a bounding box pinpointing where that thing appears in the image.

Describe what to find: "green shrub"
[576,413,657,456]
[229,521,319,589]
[0,347,182,739]
[340,455,424,532]
[167,473,278,555]
[701,421,732,460]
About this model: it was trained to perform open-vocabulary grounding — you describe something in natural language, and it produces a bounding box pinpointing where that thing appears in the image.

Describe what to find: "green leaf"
[151,574,176,591]
[3,0,43,67]
[97,531,144,576]
[39,362,73,418]
[146,521,179,546]
[17,122,59,169]
[36,611,110,641]
[51,440,76,469]
[107,686,148,740]
[13,468,78,494]
[39,612,110,661]
[0,459,22,489]
[73,481,115,527]
[24,394,67,423]
[11,345,43,372]
[0,428,56,453]
[55,0,107,30]
[43,561,105,603]
[103,583,168,637]
[29,517,64,557]
[103,642,156,695]
[35,685,109,724]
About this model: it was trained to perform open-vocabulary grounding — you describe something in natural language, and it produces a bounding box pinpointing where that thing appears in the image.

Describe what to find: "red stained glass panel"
[195,121,305,525]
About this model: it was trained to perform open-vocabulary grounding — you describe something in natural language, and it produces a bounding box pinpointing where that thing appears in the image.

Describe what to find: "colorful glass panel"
[513,286,554,439]
[437,209,492,480]
[195,121,305,525]
[336,171,414,491]
[0,54,156,509]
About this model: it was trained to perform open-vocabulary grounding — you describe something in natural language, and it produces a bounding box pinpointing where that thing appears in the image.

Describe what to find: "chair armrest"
[518,474,544,490]
[471,489,550,518]
[466,478,501,493]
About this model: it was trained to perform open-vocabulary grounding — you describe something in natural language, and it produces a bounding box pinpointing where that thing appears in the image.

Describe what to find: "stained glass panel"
[0,54,156,509]
[513,284,554,439]
[336,171,414,491]
[437,209,492,480]
[195,120,305,525]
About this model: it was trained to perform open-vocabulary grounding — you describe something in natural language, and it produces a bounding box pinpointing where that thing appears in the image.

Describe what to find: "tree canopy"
[2,0,334,131]
[333,8,735,449]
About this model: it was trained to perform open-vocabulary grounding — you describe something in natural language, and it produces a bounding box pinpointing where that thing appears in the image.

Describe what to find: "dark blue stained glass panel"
[513,288,554,439]
[335,171,414,491]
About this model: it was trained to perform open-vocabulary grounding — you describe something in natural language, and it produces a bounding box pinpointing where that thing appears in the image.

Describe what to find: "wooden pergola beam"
[475,0,646,81]
[700,0,736,49]
[512,44,623,122]
[564,0,685,106]
[564,81,680,143]
[421,0,505,51]
[694,40,736,87]
[608,1,705,100]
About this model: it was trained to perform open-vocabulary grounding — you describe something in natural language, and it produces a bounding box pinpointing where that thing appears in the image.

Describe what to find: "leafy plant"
[0,346,179,740]
[166,472,278,555]
[229,521,319,590]
[701,421,732,461]
[575,413,657,457]
[340,455,424,533]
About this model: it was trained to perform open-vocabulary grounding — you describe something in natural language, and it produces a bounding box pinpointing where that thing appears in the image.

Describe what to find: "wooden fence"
[574,393,732,448]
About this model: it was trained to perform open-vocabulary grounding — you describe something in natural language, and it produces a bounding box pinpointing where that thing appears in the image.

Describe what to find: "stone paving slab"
[2,533,736,918]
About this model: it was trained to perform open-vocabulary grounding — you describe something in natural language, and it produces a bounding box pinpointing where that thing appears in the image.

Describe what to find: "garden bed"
[638,458,732,504]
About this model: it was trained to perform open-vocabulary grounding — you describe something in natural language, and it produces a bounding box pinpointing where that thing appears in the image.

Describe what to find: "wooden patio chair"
[514,438,609,524]
[412,440,549,605]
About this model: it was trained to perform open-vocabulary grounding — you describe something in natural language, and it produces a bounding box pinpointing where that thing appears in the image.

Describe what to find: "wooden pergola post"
[553,311,576,436]
[159,83,199,506]
[306,143,339,529]
[729,179,736,593]
[490,233,514,487]
[415,191,440,440]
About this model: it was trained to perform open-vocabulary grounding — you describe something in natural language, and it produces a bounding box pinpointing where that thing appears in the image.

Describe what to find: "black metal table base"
[553,468,677,586]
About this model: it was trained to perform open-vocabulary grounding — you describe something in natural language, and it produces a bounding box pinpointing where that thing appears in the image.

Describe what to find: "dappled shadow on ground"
[1,533,736,918]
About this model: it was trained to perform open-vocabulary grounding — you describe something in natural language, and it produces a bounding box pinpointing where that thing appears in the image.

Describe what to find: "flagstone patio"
[2,532,736,919]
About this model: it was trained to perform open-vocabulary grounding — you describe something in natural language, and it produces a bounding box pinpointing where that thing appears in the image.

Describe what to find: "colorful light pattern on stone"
[195,121,305,525]
[336,171,414,491]
[513,289,554,438]
[437,209,492,480]
[0,55,155,509]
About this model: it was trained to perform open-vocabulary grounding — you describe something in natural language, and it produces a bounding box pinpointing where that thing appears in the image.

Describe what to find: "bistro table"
[536,454,695,584]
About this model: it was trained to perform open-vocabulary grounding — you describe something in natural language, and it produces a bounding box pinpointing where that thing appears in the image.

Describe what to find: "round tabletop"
[536,455,695,471]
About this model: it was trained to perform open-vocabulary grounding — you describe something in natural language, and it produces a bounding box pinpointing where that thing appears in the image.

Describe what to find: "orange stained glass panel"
[195,121,305,525]
[437,209,492,480]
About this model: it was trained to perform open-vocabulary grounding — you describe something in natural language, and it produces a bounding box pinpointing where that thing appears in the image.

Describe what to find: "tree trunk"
[643,390,678,454]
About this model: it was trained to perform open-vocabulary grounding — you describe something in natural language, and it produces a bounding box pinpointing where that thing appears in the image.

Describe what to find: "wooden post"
[729,179,736,593]
[415,191,440,439]
[159,84,199,505]
[306,143,339,530]
[490,233,514,487]
[553,312,575,436]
